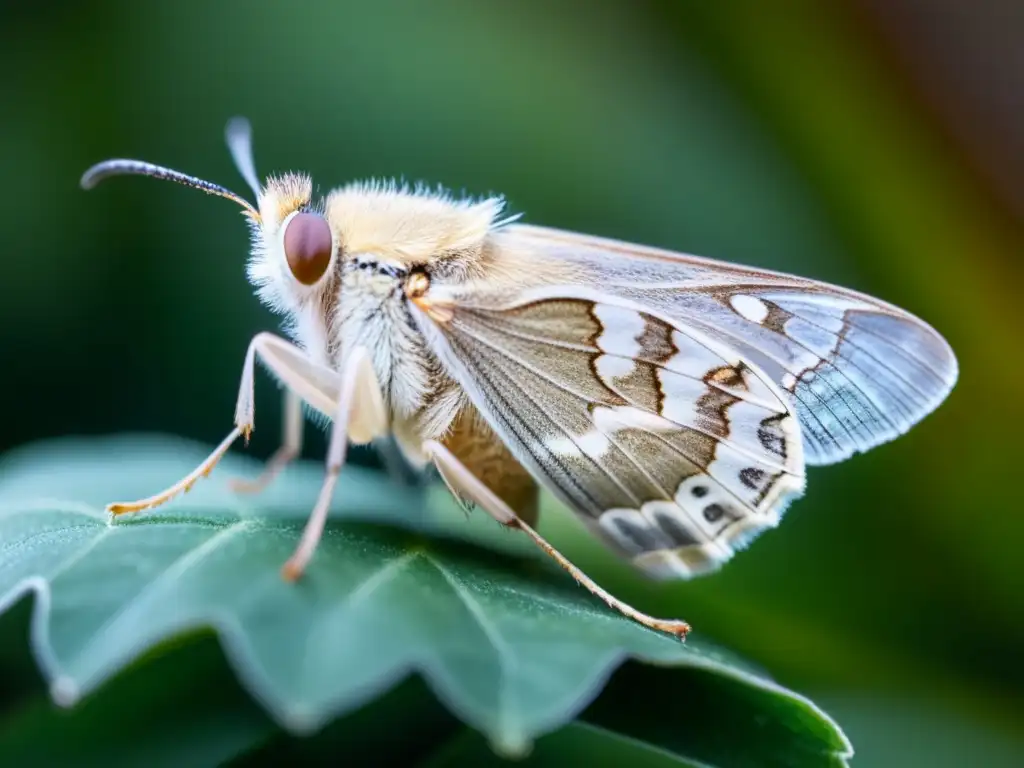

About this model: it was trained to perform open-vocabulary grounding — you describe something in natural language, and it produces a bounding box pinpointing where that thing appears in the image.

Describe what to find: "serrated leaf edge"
[0,509,851,763]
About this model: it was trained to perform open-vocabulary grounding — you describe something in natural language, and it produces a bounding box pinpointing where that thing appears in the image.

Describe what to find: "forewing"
[413,287,806,579]
[497,224,959,466]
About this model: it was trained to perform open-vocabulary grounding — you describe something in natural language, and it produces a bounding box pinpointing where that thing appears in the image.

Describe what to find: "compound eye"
[283,212,333,285]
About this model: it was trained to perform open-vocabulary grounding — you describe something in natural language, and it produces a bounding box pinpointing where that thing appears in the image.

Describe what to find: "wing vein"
[451,336,613,514]
[468,311,784,411]
[787,307,937,408]
[455,314,795,471]
[691,315,896,443]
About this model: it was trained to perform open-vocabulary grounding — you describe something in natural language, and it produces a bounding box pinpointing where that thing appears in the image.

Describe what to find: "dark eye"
[283,212,333,285]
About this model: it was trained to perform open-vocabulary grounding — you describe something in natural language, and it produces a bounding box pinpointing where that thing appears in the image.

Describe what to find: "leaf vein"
[297,548,423,687]
[44,526,117,583]
[73,519,258,675]
[428,555,518,739]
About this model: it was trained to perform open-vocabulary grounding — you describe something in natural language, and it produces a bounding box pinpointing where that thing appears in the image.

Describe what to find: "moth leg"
[228,389,304,494]
[423,440,691,640]
[106,427,247,515]
[281,345,389,581]
[107,332,344,516]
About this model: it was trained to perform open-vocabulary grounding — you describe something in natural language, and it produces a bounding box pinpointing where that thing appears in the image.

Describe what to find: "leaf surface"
[0,435,851,762]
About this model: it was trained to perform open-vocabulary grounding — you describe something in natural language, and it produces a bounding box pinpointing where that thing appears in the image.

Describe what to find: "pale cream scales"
[78,118,958,639]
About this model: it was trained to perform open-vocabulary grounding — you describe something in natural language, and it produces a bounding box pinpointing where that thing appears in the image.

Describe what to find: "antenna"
[80,158,260,220]
[225,116,263,199]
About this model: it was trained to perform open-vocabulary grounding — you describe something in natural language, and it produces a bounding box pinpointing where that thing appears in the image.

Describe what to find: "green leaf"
[580,662,851,768]
[424,722,706,767]
[0,434,851,763]
[0,614,462,768]
[0,626,276,768]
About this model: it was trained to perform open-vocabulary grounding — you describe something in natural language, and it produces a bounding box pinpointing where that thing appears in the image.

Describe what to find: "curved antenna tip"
[80,160,127,191]
[76,158,259,219]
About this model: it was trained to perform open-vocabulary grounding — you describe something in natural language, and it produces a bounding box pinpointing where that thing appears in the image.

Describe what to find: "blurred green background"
[1,1,1022,765]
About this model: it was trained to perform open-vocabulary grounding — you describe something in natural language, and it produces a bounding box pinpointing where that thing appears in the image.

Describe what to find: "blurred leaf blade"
[0,614,465,768]
[0,628,276,768]
[580,661,850,768]
[422,722,707,768]
[0,434,849,763]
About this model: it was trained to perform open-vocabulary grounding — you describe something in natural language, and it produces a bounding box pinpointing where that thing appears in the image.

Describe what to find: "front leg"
[106,333,389,580]
[231,338,394,497]
[107,333,344,515]
[281,344,389,579]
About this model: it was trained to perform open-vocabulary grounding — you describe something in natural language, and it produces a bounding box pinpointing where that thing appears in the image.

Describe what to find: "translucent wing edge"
[499,224,960,465]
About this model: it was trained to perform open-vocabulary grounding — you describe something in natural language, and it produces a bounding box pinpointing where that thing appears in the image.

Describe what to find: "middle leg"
[229,389,305,494]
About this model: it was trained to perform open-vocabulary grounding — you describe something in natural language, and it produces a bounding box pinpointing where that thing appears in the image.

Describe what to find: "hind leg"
[423,439,690,639]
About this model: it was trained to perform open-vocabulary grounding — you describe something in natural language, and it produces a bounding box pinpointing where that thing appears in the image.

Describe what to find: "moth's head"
[249,170,341,314]
[80,117,341,317]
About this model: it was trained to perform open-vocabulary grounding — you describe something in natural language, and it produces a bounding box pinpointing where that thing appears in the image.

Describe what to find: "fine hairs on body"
[79,118,958,638]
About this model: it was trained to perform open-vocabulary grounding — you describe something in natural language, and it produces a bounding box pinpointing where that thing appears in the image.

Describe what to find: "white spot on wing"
[633,550,696,579]
[592,405,676,434]
[547,405,682,462]
[666,330,731,379]
[656,370,701,428]
[595,353,637,380]
[632,542,731,578]
[730,294,770,324]
[545,429,611,460]
[592,304,644,357]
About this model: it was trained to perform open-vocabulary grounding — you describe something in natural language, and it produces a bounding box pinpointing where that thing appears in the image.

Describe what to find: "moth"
[81,118,958,638]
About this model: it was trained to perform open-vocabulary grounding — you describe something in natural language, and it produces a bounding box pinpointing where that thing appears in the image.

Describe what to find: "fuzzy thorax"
[326,179,508,267]
[244,174,511,438]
